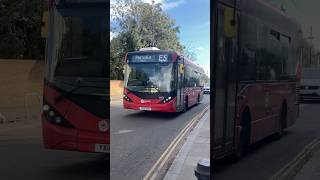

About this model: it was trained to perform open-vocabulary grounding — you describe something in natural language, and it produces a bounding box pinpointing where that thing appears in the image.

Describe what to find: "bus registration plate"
[140,107,151,111]
[95,144,109,153]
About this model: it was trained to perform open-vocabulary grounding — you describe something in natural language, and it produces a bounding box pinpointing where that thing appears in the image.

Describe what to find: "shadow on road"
[46,154,108,180]
[214,131,292,172]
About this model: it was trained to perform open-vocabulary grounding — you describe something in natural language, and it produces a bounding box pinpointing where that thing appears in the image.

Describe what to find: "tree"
[0,0,44,59]
[110,0,185,79]
[182,43,199,60]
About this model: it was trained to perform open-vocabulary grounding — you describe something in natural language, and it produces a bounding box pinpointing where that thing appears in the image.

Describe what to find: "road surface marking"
[113,129,134,135]
[269,137,320,180]
[143,106,209,180]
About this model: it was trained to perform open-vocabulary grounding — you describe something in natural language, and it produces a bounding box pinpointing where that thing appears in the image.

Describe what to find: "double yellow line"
[143,106,209,180]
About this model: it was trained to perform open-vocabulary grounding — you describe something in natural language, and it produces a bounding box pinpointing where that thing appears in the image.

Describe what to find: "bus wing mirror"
[179,64,184,74]
[223,6,237,38]
[41,11,49,38]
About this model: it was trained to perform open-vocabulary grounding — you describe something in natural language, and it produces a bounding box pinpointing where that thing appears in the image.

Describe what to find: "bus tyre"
[275,104,286,139]
[234,128,246,160]
[184,97,188,112]
[234,111,250,160]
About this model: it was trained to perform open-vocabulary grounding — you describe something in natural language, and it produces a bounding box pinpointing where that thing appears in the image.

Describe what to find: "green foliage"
[110,0,185,80]
[0,0,45,59]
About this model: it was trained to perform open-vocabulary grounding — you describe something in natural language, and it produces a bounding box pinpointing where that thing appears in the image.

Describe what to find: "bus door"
[213,3,239,156]
[177,57,185,111]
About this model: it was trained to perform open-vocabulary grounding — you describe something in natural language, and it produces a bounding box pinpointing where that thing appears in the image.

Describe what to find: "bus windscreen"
[124,62,175,93]
[52,7,107,79]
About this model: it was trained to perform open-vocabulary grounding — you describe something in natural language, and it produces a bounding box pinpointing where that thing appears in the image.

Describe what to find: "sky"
[162,0,210,77]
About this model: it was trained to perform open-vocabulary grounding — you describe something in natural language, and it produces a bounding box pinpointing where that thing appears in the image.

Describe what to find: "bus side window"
[240,46,255,81]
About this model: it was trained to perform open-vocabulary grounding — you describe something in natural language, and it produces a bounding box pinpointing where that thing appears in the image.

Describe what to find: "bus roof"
[127,50,176,55]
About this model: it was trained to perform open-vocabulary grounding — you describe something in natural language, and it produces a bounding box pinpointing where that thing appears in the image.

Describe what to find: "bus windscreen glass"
[124,62,175,93]
[51,7,107,79]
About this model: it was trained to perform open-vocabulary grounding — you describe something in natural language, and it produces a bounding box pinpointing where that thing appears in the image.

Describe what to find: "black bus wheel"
[274,104,287,139]
[184,97,188,112]
[234,110,250,160]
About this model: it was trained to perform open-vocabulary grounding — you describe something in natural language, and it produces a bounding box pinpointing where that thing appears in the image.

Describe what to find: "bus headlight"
[43,104,50,111]
[123,94,133,102]
[161,96,172,104]
[42,103,74,128]
[49,111,55,117]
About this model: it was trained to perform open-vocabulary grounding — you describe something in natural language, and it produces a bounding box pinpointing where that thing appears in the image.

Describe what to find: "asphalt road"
[214,103,320,180]
[0,119,108,180]
[3,95,316,180]
[110,95,210,180]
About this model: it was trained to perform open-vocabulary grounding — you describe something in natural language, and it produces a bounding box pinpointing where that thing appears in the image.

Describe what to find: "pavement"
[164,107,210,180]
[0,106,41,130]
[294,144,320,180]
[110,95,123,103]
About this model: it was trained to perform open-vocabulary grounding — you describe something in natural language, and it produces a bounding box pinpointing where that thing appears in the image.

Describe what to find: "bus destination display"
[128,54,171,63]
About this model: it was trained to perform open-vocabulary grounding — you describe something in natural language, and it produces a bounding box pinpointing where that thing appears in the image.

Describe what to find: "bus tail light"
[123,94,133,102]
[43,103,74,128]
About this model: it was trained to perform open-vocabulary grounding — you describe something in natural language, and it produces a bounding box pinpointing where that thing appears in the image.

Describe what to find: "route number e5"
[159,55,168,62]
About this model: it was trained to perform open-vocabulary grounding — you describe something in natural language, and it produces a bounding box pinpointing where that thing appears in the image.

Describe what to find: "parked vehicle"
[203,86,210,94]
[300,68,320,102]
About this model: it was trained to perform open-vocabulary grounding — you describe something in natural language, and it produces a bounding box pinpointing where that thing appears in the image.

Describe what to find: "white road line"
[113,129,134,135]
[269,137,320,180]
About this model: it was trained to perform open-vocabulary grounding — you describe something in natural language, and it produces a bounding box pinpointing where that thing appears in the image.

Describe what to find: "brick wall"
[0,60,44,108]
[110,80,123,97]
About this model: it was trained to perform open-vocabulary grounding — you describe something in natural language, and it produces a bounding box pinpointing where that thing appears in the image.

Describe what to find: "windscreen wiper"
[54,79,99,103]
[55,85,87,103]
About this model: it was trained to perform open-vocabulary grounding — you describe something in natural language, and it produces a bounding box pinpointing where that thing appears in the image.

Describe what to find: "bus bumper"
[42,116,109,153]
[123,98,177,112]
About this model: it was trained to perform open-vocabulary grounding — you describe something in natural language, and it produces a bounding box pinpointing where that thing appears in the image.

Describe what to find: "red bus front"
[123,50,205,112]
[42,1,109,153]
[123,88,178,112]
[123,51,179,112]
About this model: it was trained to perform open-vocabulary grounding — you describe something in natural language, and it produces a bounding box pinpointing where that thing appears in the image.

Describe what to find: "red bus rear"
[42,0,109,153]
[123,48,206,112]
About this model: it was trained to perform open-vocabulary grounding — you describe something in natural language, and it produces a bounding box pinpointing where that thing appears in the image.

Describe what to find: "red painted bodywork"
[42,84,109,152]
[123,87,203,112]
[235,82,298,147]
[123,88,177,112]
